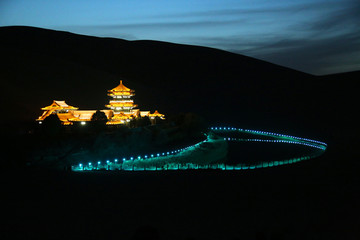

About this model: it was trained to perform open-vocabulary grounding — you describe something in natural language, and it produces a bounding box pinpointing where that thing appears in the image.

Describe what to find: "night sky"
[1,0,359,75]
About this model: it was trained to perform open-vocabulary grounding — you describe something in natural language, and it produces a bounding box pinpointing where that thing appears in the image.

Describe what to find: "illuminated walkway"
[72,127,327,171]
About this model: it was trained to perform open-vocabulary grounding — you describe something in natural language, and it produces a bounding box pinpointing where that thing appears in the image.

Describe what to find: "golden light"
[37,80,165,125]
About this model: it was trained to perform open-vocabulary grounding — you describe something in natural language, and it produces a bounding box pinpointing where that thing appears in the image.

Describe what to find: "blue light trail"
[72,126,327,171]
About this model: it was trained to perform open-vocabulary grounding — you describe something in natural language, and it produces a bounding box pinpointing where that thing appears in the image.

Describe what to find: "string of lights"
[72,127,327,171]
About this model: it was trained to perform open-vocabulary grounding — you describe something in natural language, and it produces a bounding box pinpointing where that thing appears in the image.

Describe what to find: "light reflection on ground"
[72,127,327,171]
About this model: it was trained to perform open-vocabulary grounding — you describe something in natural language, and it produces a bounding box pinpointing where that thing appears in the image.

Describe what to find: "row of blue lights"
[73,126,327,171]
[224,138,326,150]
[210,127,327,146]
[77,154,320,171]
[75,137,209,170]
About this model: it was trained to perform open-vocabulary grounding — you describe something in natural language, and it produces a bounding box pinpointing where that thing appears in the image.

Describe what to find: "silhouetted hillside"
[2,26,360,240]
[0,26,358,140]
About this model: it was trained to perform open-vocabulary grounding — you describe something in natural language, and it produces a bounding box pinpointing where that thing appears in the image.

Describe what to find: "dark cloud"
[245,31,360,75]
[177,1,360,75]
[247,2,360,75]
[83,19,245,31]
[293,1,360,32]
[155,1,338,18]
[194,30,360,75]
[180,34,360,75]
[61,1,360,75]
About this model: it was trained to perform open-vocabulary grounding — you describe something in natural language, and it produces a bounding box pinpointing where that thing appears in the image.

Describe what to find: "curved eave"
[148,110,165,118]
[106,104,138,108]
[41,106,78,110]
[107,92,135,96]
[106,121,126,125]
[109,80,134,92]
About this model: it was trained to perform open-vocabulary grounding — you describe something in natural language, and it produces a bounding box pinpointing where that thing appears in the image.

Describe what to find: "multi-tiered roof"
[107,80,134,96]
[38,100,78,121]
[106,80,138,114]
[37,80,164,125]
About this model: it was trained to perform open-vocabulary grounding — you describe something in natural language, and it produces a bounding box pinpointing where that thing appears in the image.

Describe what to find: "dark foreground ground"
[2,138,359,240]
[1,26,359,239]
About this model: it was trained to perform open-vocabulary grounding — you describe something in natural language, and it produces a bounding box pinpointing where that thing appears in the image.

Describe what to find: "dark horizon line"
[1,24,359,77]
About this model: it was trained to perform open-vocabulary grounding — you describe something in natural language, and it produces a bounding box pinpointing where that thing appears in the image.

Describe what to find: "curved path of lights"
[72,127,327,171]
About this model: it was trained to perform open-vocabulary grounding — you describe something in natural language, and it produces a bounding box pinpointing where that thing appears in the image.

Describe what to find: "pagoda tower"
[106,80,138,123]
[36,80,164,125]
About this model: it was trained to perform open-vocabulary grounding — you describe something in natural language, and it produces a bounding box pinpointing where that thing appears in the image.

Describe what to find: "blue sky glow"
[1,0,359,75]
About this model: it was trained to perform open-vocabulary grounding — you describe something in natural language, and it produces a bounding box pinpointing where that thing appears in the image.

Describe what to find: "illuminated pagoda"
[37,80,164,125]
[106,80,139,124]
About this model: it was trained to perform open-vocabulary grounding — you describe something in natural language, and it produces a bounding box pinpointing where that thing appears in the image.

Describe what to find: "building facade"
[37,80,164,125]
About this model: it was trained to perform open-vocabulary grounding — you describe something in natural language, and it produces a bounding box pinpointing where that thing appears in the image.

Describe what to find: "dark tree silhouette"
[90,110,108,132]
[42,113,62,135]
[91,110,108,122]
[135,116,151,127]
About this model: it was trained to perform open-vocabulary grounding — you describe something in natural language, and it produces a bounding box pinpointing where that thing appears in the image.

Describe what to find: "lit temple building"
[37,80,165,125]
[148,110,165,123]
